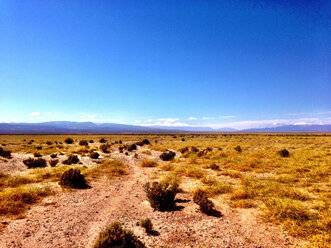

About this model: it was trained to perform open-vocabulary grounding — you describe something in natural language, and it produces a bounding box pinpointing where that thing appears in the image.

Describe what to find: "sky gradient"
[1,0,330,129]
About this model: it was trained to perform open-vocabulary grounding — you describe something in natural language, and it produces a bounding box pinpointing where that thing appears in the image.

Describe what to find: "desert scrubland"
[0,134,330,248]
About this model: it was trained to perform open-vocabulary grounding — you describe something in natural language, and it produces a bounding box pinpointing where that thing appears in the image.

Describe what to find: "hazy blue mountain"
[0,122,330,134]
[0,122,175,134]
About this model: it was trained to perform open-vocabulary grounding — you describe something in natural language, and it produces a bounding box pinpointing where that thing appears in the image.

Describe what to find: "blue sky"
[1,0,330,129]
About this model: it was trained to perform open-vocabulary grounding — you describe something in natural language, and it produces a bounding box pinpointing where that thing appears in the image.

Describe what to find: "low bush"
[90,152,100,159]
[193,189,215,214]
[92,222,146,248]
[50,153,57,158]
[159,151,176,161]
[100,144,110,153]
[36,146,42,150]
[33,152,42,158]
[99,138,107,143]
[140,218,153,234]
[139,159,157,167]
[209,164,219,170]
[46,141,52,145]
[127,144,137,152]
[234,146,242,152]
[191,146,199,153]
[179,147,189,154]
[89,140,94,143]
[278,149,290,157]
[49,159,59,167]
[79,140,89,146]
[23,158,47,169]
[64,138,74,144]
[59,169,87,189]
[63,155,79,165]
[144,181,178,211]
[0,147,11,158]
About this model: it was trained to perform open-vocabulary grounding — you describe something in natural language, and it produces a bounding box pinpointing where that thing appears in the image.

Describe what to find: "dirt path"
[0,151,304,248]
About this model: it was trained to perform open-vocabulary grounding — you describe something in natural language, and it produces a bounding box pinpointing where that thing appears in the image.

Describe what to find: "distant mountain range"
[0,122,330,134]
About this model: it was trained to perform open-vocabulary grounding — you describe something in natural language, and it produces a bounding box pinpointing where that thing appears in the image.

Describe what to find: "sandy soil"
[0,149,305,248]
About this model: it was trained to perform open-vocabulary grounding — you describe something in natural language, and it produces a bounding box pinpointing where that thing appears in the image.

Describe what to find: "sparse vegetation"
[139,159,157,167]
[144,181,178,211]
[23,158,47,168]
[93,222,146,248]
[159,151,176,161]
[278,149,290,157]
[90,151,100,159]
[49,159,59,167]
[79,139,89,146]
[193,189,215,214]
[100,144,110,153]
[140,218,153,234]
[64,138,74,144]
[0,133,330,247]
[127,144,137,152]
[59,169,87,188]
[63,155,79,165]
[0,147,11,158]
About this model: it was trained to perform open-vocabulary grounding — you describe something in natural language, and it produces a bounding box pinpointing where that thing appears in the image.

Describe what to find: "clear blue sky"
[1,0,330,129]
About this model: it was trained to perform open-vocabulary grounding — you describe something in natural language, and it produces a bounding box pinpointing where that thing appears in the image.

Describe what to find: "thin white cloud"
[188,117,197,120]
[137,118,191,127]
[88,115,96,118]
[29,112,40,116]
[202,117,214,120]
[221,115,235,119]
[206,117,331,130]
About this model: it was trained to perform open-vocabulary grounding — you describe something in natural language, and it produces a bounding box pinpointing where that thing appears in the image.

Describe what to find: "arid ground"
[0,134,330,248]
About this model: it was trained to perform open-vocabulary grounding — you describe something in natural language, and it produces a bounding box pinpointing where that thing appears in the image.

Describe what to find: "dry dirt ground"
[0,149,305,248]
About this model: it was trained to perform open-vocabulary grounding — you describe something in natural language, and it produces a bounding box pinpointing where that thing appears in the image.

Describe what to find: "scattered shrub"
[64,138,74,144]
[179,147,189,154]
[36,146,42,150]
[63,155,79,165]
[34,152,42,158]
[191,146,199,153]
[49,159,59,167]
[137,139,150,146]
[159,151,176,161]
[90,152,100,159]
[92,222,146,248]
[59,168,87,188]
[139,159,157,167]
[99,138,106,143]
[100,144,110,153]
[278,149,290,157]
[142,139,150,145]
[181,138,185,141]
[127,144,137,152]
[199,196,214,214]
[79,140,89,146]
[50,153,57,158]
[125,152,129,156]
[23,158,47,169]
[234,146,242,152]
[140,218,153,234]
[210,164,219,170]
[0,147,11,158]
[144,181,178,211]
[46,141,52,145]
[193,189,215,214]
[89,140,94,143]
